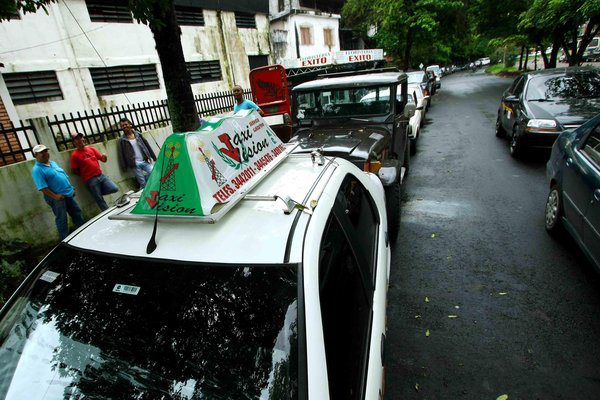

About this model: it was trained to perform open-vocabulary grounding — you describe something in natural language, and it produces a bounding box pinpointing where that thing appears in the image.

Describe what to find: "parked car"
[495,66,600,157]
[426,65,442,88]
[406,70,435,108]
[479,57,491,66]
[290,70,415,241]
[545,113,600,272]
[0,118,392,399]
[407,84,427,154]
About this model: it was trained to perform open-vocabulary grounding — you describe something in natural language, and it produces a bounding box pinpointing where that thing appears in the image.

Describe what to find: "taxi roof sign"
[110,110,293,222]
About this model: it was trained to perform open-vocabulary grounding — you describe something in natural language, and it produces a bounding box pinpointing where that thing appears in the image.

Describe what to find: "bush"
[0,240,31,306]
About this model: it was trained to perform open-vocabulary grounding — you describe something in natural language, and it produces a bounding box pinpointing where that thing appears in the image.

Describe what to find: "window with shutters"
[175,5,204,26]
[300,26,312,45]
[86,0,133,23]
[90,65,160,96]
[324,28,334,47]
[4,71,63,105]
[235,12,256,29]
[186,61,222,84]
[248,56,269,71]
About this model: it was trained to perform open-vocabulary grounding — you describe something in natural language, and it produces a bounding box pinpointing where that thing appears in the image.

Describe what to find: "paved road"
[386,70,600,399]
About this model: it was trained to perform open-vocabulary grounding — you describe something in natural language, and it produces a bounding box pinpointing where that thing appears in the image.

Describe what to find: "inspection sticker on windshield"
[113,284,140,295]
[39,271,59,283]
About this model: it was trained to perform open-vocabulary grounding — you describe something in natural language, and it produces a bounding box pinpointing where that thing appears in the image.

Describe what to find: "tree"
[519,0,600,67]
[1,0,199,133]
[343,0,463,70]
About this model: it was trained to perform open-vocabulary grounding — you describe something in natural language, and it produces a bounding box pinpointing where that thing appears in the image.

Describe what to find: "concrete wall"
[0,1,271,121]
[0,121,171,248]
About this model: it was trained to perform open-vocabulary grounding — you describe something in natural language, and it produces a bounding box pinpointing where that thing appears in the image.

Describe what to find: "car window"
[582,124,600,166]
[318,174,379,400]
[513,76,526,96]
[526,72,600,100]
[294,85,391,120]
[0,245,299,399]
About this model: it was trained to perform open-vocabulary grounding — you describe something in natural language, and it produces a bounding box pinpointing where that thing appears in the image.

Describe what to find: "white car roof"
[66,154,337,265]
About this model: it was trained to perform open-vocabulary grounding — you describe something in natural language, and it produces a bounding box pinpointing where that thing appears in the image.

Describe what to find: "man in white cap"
[70,132,118,211]
[31,144,85,240]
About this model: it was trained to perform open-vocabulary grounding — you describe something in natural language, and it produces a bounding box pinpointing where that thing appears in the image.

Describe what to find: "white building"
[0,0,271,124]
[269,0,345,64]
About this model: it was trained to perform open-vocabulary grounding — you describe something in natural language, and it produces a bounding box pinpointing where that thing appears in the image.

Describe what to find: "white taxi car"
[0,111,391,400]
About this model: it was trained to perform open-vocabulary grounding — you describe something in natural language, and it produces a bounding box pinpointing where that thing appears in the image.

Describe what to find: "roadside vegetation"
[486,64,520,76]
[342,0,599,72]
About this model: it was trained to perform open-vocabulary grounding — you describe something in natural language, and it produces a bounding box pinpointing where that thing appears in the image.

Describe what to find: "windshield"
[526,71,600,100]
[0,245,299,399]
[293,85,392,120]
[407,72,424,84]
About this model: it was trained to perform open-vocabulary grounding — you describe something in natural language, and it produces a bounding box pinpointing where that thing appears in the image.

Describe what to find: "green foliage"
[0,0,55,21]
[128,0,172,31]
[486,64,519,75]
[0,259,23,304]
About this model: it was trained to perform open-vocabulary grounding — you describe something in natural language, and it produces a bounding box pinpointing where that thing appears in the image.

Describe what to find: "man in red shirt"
[70,132,119,211]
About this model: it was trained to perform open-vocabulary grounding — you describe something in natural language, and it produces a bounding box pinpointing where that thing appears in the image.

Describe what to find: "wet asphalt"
[385,70,600,400]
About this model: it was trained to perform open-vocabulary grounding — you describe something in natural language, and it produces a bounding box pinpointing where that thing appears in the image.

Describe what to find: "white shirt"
[128,138,144,162]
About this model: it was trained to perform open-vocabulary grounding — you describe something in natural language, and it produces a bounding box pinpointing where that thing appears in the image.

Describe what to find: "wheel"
[410,137,417,155]
[545,185,564,236]
[385,182,401,243]
[495,116,505,138]
[509,125,523,158]
[403,140,411,178]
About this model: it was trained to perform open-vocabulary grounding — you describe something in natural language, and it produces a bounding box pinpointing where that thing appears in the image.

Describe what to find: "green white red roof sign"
[131,110,289,217]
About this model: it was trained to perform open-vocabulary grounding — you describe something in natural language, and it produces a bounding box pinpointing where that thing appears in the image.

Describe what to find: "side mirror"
[404,103,416,119]
[283,113,291,124]
[416,105,424,111]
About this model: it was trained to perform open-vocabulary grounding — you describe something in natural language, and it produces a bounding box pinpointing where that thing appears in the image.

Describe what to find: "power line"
[60,0,133,105]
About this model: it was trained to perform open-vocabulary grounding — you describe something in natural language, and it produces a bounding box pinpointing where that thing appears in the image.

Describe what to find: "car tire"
[545,185,564,236]
[509,125,523,158]
[495,116,505,138]
[385,182,401,244]
[403,141,411,178]
[410,138,417,155]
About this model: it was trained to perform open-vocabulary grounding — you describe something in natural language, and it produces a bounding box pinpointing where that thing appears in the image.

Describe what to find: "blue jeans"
[45,195,85,240]
[86,174,119,211]
[134,160,153,188]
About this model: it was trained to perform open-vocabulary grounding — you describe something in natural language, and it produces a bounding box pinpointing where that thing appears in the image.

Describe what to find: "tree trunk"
[576,17,600,65]
[402,28,414,71]
[518,46,524,71]
[534,47,538,70]
[149,1,199,132]
[540,43,549,69]
[524,47,529,70]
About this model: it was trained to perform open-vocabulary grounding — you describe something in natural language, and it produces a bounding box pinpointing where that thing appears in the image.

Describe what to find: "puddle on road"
[403,199,477,219]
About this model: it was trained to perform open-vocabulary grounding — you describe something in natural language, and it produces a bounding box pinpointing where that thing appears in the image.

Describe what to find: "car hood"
[528,98,600,127]
[290,126,391,160]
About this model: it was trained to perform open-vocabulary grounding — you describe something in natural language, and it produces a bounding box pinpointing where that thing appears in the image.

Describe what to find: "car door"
[578,124,600,267]
[502,76,525,133]
[317,173,385,400]
[562,124,598,238]
[393,81,409,163]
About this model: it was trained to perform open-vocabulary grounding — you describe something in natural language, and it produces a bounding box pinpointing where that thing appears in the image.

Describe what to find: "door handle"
[594,189,600,203]
[566,157,573,167]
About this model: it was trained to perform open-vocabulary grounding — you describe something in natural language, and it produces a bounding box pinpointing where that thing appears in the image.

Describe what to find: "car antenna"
[143,124,174,254]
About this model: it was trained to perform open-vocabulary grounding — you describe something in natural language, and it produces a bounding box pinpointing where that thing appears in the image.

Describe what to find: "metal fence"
[1,88,251,162]
[0,121,39,166]
[47,100,171,151]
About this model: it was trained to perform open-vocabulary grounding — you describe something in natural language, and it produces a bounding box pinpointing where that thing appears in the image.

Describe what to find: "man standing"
[118,118,156,188]
[232,85,264,116]
[31,144,85,240]
[70,132,119,211]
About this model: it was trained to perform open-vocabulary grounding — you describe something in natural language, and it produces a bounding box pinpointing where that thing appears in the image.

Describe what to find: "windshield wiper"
[528,98,553,102]
[350,118,370,122]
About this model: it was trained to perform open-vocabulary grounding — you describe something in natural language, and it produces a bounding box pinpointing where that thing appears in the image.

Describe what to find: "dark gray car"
[289,70,415,242]
[495,66,600,158]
